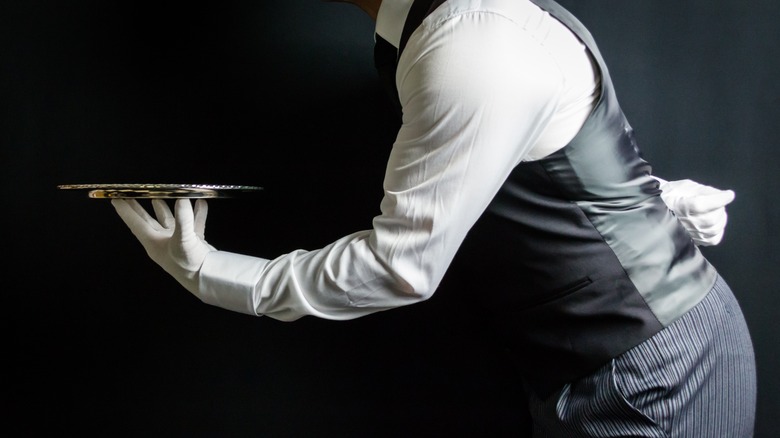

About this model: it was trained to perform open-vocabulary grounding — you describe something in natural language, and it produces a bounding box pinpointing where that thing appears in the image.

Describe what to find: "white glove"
[112,198,216,295]
[653,177,735,246]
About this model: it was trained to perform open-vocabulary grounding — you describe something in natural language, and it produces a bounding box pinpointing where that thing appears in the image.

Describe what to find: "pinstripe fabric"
[527,276,756,437]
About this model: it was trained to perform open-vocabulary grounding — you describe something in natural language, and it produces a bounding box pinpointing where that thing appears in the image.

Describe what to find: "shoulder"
[422,0,545,30]
[399,0,564,84]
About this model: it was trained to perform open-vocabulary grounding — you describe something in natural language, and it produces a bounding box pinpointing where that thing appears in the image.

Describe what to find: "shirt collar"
[375,0,414,48]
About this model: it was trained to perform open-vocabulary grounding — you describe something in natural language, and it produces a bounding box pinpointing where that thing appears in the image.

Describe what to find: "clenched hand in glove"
[112,198,216,295]
[653,177,736,246]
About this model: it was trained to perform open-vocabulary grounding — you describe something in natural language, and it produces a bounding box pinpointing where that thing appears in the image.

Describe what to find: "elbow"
[385,267,439,303]
[371,252,446,305]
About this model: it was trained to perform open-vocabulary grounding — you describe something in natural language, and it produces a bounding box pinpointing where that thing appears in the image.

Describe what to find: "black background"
[4,1,778,436]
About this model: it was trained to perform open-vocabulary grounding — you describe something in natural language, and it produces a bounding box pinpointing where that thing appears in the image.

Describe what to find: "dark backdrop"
[4,1,778,436]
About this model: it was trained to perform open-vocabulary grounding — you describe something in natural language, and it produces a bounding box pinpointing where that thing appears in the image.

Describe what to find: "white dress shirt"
[197,0,600,321]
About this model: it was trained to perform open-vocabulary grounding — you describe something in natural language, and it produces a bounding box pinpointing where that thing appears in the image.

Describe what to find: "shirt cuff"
[198,250,269,316]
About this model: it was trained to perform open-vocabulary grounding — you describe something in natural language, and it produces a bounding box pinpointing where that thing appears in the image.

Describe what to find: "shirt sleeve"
[197,10,566,321]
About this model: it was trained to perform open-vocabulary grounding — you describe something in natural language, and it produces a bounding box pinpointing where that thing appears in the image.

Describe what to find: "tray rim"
[57,183,264,199]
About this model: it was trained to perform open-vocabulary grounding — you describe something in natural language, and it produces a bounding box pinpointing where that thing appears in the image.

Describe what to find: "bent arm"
[197,13,563,321]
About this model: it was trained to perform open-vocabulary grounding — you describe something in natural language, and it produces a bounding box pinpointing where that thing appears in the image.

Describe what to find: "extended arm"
[112,12,564,321]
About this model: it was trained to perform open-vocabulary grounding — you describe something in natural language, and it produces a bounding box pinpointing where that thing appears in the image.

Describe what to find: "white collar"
[375,0,414,48]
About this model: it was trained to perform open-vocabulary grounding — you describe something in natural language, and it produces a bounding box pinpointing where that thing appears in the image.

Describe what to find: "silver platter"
[58,183,264,199]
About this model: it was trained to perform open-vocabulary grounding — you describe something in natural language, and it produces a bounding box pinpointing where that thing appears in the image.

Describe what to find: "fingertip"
[111,198,130,213]
[174,197,190,212]
[713,189,736,205]
[110,199,125,218]
[194,198,208,214]
[173,197,195,224]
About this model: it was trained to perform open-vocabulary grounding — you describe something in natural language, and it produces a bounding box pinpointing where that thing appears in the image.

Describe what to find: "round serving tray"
[57,183,264,199]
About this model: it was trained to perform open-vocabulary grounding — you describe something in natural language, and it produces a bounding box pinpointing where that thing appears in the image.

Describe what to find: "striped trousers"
[527,275,756,437]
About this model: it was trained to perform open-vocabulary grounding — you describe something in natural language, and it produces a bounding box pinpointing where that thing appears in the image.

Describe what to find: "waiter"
[112,0,756,435]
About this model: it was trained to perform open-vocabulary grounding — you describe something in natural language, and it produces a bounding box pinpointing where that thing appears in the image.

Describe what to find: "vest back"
[381,0,717,397]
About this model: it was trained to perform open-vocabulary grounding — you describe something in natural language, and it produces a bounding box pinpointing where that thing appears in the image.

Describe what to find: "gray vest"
[377,0,717,397]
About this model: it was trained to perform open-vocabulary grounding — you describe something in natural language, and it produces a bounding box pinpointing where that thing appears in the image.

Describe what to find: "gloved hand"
[112,198,216,295]
[653,177,736,246]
